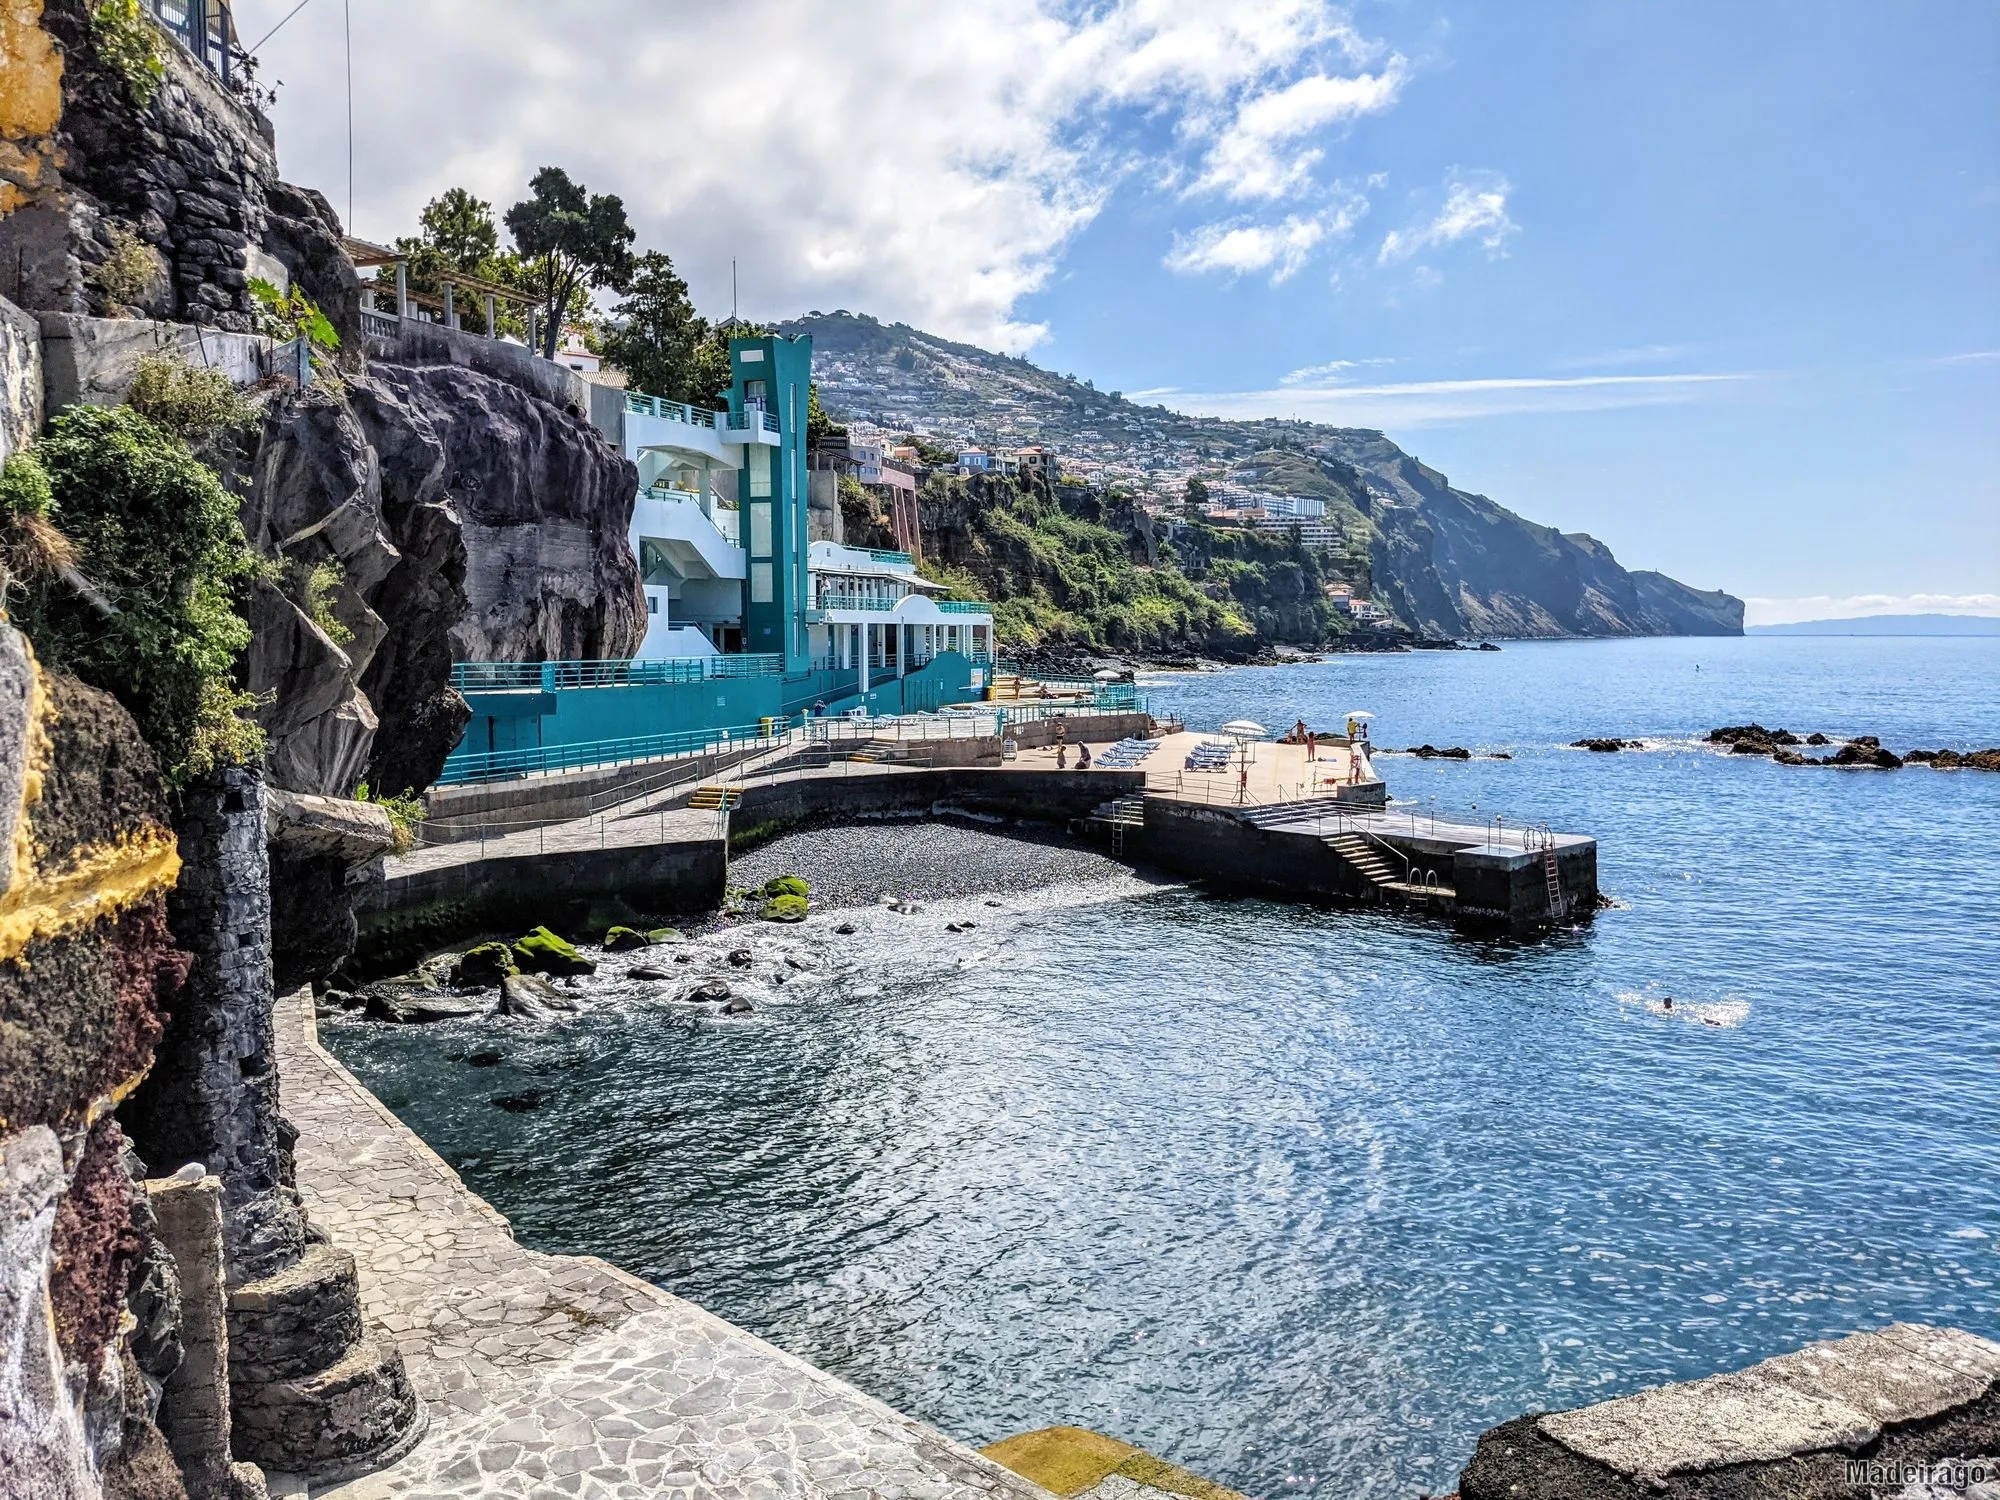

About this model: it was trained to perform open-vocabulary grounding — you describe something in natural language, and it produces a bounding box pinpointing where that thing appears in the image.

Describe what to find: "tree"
[1184,475,1211,516]
[504,167,636,359]
[419,187,499,267]
[601,250,708,402]
[807,383,845,448]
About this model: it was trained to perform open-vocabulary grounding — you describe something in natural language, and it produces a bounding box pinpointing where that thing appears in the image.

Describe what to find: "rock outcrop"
[0,626,193,1498]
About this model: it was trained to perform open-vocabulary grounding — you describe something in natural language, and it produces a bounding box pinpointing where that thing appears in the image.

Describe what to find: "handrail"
[435,719,791,786]
[450,656,784,690]
[625,391,722,429]
[937,600,992,613]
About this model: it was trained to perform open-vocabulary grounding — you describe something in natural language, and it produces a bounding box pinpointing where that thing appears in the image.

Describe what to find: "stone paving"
[276,989,1052,1499]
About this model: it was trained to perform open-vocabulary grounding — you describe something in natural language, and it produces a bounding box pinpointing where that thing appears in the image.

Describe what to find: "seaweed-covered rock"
[511,926,595,976]
[646,927,683,943]
[450,942,517,988]
[759,894,809,923]
[602,926,648,951]
[761,875,809,900]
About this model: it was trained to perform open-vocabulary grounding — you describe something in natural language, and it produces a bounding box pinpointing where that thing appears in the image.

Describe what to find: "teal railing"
[437,720,791,787]
[452,656,782,692]
[625,392,720,428]
[937,600,992,614]
[816,594,895,612]
[866,548,914,566]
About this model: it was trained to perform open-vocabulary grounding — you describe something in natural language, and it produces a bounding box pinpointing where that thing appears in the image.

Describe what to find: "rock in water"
[761,875,809,900]
[512,926,596,976]
[603,925,649,951]
[628,965,673,981]
[451,942,518,988]
[687,981,732,1005]
[492,1090,550,1113]
[727,948,755,967]
[759,894,808,923]
[722,996,755,1015]
[500,973,576,1018]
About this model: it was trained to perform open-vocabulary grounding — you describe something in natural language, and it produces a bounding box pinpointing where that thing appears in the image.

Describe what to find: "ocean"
[324,634,2000,1498]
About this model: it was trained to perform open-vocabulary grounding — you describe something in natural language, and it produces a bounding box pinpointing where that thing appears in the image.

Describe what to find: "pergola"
[341,236,540,342]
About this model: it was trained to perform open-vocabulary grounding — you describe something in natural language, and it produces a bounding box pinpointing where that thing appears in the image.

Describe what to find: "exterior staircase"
[687,785,743,811]
[1325,831,1400,890]
[844,738,903,764]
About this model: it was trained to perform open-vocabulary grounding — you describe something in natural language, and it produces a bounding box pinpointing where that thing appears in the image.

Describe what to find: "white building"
[806,540,993,696]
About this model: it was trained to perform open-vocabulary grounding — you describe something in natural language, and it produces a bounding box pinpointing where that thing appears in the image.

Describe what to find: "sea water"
[325,635,2000,1498]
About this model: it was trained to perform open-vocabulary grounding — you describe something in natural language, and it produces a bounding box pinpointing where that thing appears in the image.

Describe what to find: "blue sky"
[253,0,1997,620]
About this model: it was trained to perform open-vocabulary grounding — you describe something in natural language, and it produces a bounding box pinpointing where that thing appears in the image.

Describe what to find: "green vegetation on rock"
[7,404,261,785]
[760,875,808,900]
[511,925,596,976]
[451,942,518,989]
[602,926,648,951]
[758,894,808,923]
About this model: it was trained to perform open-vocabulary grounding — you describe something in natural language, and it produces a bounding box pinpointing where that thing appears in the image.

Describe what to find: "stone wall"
[0,293,41,461]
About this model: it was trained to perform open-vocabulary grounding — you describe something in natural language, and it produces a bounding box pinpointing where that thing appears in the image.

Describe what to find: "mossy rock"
[758,894,808,923]
[761,875,809,900]
[602,926,649,951]
[512,925,596,976]
[450,942,518,989]
[646,927,684,944]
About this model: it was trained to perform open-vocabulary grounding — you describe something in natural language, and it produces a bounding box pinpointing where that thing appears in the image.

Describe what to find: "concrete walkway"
[277,990,1051,1499]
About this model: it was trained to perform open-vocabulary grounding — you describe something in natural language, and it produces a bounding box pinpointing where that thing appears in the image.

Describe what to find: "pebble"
[727,823,1127,910]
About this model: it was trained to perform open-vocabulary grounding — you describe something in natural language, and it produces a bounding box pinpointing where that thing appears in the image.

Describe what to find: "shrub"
[13,405,257,785]
[89,0,165,108]
[85,224,158,313]
[286,557,352,644]
[355,782,426,853]
[125,353,258,445]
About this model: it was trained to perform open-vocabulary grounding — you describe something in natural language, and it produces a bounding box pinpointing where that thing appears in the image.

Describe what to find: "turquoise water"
[327,636,2000,1498]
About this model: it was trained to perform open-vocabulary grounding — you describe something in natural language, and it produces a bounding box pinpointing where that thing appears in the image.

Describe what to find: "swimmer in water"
[1662,996,1675,1012]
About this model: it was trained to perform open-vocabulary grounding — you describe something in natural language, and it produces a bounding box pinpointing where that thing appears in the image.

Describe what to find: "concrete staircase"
[1325,831,1401,889]
[687,785,743,811]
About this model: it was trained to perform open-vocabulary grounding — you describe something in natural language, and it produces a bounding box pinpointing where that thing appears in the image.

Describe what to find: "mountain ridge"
[784,311,1743,641]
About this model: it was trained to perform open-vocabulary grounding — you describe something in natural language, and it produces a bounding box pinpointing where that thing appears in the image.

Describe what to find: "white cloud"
[1379,171,1518,264]
[1176,371,1755,426]
[1165,196,1366,282]
[1278,356,1396,384]
[1189,60,1407,200]
[249,0,1385,352]
[1743,593,2000,627]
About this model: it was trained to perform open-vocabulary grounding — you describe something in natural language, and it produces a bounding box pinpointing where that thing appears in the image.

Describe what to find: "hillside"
[786,311,1743,641]
[1749,614,2000,636]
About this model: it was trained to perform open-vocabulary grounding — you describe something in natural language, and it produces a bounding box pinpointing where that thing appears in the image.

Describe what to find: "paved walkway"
[278,990,1052,1499]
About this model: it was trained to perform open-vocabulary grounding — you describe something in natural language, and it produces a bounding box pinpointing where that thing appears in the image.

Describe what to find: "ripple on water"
[327,639,2000,1500]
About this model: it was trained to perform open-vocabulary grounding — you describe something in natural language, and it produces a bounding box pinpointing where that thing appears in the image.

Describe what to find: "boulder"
[1806,732,1830,745]
[450,942,517,989]
[499,973,576,1018]
[646,927,684,943]
[722,995,755,1016]
[727,948,755,968]
[602,926,648,951]
[761,875,809,900]
[491,1090,549,1114]
[363,983,487,1024]
[628,966,673,981]
[759,895,808,923]
[465,1051,503,1067]
[1571,738,1634,752]
[1828,742,1902,769]
[511,926,596,976]
[833,922,857,935]
[686,981,731,1005]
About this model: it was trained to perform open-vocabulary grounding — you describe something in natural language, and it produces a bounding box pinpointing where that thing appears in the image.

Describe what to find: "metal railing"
[937,600,992,614]
[148,0,235,84]
[450,656,783,691]
[625,392,720,428]
[435,719,792,787]
[814,593,895,612]
[866,548,914,566]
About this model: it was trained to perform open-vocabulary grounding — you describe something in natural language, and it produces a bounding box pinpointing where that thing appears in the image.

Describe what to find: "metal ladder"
[1541,841,1567,918]
[1099,795,1145,856]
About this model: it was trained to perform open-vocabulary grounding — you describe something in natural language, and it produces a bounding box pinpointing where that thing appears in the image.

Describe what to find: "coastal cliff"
[791,310,1744,647]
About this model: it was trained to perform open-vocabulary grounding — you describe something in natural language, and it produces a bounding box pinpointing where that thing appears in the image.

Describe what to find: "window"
[747,445,772,499]
[749,503,773,556]
[750,563,773,604]
[648,596,658,614]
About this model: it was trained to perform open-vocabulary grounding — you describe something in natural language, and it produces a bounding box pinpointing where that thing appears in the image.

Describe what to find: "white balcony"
[635,488,745,582]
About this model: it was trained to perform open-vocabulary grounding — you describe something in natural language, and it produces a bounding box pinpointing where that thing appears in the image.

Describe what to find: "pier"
[355,712,1593,966]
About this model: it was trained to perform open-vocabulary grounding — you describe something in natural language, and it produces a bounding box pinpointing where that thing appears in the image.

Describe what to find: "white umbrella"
[1343,710,1375,719]
[1093,668,1122,682]
[1220,719,1268,737]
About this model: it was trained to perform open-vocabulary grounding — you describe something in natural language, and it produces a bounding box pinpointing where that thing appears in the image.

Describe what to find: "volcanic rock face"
[0,628,188,1498]
[372,362,644,666]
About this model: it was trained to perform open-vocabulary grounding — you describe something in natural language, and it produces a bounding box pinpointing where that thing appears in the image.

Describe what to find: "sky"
[243,0,1999,625]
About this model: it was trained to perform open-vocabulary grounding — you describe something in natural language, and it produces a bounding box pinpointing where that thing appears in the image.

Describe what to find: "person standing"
[1057,742,1068,769]
[1306,729,1317,762]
